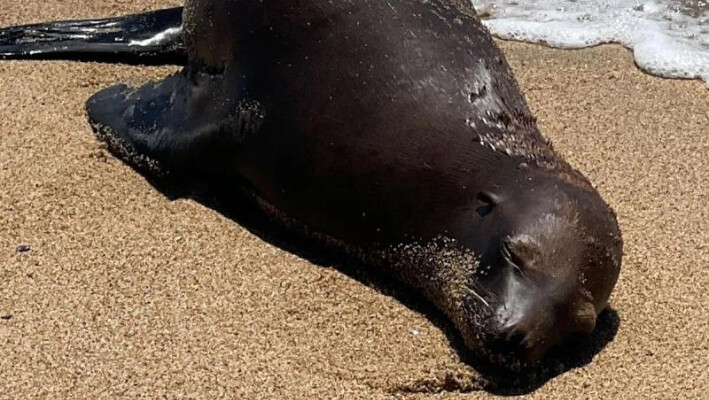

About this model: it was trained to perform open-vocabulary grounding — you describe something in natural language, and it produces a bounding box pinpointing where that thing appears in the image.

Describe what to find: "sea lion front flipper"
[87,70,264,176]
[86,1,264,176]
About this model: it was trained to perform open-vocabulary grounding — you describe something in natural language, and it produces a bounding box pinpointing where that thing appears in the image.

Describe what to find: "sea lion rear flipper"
[0,8,185,64]
[87,70,263,176]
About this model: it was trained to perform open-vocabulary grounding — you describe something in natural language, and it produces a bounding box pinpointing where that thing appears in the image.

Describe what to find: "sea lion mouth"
[465,314,552,368]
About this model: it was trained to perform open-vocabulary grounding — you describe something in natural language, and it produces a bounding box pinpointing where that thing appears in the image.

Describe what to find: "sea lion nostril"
[506,332,527,350]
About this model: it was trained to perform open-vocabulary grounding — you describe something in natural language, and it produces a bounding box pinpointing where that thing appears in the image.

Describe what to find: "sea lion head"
[455,170,623,367]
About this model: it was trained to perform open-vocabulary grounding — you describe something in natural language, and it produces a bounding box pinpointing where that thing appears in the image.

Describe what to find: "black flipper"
[0,3,260,176]
[87,69,264,177]
[84,2,260,177]
[0,8,186,64]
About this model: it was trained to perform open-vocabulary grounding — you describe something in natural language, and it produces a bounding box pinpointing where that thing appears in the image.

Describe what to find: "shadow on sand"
[144,172,620,395]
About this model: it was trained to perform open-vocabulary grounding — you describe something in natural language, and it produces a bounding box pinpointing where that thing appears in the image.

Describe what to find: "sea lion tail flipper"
[87,71,262,176]
[0,7,185,64]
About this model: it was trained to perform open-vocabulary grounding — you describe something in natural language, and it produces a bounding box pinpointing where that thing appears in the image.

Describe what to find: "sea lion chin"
[0,0,622,367]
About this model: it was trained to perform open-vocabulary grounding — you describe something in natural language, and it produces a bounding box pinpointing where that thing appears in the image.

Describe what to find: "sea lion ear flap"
[477,191,502,206]
[572,302,597,334]
[475,191,502,217]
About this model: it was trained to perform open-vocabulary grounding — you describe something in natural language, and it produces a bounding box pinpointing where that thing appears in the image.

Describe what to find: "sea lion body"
[1,0,623,366]
[222,0,529,245]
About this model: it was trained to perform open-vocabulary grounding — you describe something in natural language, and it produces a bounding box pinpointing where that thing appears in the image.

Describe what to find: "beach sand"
[1,1,707,398]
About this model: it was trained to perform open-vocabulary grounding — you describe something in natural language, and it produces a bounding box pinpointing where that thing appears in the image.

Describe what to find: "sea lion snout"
[471,203,611,365]
[497,319,554,364]
[488,295,600,364]
[484,275,559,364]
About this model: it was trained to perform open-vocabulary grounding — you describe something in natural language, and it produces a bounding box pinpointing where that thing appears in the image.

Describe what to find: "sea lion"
[0,0,622,367]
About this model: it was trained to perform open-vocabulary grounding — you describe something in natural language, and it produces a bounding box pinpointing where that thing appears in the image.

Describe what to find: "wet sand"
[1,1,707,398]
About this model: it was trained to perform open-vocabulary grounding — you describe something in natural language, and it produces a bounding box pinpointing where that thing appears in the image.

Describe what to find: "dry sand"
[1,1,707,399]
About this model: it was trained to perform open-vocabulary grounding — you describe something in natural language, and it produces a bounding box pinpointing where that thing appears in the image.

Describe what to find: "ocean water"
[471,0,709,86]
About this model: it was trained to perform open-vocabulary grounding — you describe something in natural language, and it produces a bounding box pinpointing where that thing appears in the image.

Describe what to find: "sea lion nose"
[486,324,541,364]
[505,331,528,353]
[502,329,545,364]
[496,301,598,363]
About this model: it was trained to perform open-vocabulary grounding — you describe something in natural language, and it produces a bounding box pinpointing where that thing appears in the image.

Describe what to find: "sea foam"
[472,0,709,86]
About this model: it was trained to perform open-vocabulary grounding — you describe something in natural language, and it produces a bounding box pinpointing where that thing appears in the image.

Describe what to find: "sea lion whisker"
[469,287,491,309]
